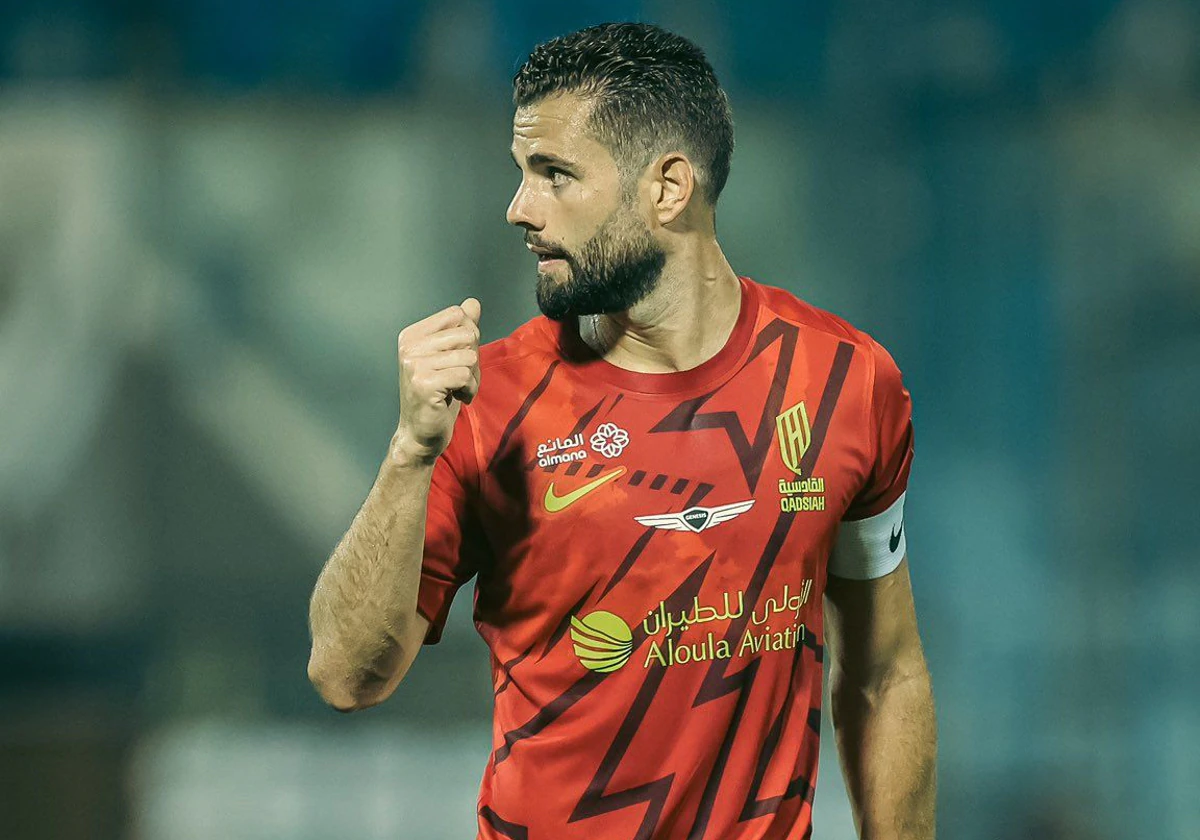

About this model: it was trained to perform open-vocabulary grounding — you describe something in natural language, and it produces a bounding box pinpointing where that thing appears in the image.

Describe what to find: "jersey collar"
[550,276,760,397]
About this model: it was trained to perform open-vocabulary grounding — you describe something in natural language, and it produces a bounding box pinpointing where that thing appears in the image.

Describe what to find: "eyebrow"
[510,150,577,171]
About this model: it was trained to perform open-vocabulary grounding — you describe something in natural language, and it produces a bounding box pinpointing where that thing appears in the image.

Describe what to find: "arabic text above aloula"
[642,580,814,638]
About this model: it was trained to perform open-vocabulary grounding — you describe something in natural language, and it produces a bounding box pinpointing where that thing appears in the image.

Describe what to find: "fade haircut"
[513,22,735,206]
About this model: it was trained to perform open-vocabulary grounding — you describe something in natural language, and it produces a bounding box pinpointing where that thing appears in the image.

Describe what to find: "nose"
[506,180,541,230]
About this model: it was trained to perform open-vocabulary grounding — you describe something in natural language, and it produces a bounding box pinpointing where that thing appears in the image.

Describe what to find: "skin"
[826,560,938,838]
[307,301,478,710]
[507,91,743,373]
[310,87,936,837]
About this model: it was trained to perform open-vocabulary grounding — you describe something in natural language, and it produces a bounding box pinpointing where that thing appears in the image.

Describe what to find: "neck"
[581,237,742,373]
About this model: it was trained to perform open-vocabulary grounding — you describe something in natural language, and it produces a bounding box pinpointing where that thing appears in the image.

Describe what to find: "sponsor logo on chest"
[634,500,755,533]
[536,421,630,468]
[571,579,815,673]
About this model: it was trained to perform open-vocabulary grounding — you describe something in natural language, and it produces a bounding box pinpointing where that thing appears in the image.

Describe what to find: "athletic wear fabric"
[417,276,914,840]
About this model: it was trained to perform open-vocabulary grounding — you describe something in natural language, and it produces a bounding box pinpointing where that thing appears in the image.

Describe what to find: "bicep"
[824,557,925,686]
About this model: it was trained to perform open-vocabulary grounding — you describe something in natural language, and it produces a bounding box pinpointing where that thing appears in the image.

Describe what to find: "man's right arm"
[307,442,436,712]
[307,298,482,712]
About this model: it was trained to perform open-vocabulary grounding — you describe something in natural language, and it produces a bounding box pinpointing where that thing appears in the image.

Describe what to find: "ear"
[650,152,696,225]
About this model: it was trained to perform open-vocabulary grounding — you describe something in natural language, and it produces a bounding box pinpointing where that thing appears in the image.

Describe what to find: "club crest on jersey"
[775,399,827,511]
[775,399,812,475]
[589,422,630,459]
[634,500,755,533]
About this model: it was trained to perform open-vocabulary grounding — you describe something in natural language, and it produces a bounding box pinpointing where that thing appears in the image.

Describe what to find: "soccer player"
[308,22,936,840]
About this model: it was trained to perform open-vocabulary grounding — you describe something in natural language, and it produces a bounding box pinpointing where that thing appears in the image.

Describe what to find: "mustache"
[525,236,569,258]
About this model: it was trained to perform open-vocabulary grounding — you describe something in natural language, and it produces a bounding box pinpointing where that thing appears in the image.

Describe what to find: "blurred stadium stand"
[0,1,1197,838]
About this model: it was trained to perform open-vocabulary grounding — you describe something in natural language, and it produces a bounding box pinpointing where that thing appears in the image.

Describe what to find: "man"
[308,22,936,840]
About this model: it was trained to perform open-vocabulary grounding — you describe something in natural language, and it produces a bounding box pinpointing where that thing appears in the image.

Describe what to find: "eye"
[549,168,572,187]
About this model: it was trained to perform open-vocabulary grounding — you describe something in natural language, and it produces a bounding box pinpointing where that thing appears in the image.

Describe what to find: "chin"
[536,267,572,292]
[537,261,569,278]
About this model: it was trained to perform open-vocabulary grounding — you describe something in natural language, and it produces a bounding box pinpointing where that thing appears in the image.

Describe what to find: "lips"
[528,242,566,259]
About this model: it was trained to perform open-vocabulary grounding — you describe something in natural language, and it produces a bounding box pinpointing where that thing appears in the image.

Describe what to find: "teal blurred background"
[1,1,1197,838]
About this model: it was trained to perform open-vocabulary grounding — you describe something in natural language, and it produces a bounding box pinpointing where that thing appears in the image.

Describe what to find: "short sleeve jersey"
[417,276,914,840]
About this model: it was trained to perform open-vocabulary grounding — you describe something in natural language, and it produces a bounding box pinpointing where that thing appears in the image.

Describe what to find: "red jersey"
[417,276,914,840]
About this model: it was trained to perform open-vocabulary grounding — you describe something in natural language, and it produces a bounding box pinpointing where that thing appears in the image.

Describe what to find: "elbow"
[307,655,362,712]
[830,658,932,729]
[307,651,392,713]
[307,615,422,712]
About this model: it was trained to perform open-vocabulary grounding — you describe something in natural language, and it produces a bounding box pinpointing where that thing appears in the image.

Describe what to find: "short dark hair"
[513,22,734,206]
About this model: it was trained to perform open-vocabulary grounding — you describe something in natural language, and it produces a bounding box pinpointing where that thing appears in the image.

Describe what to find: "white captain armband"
[829,492,907,580]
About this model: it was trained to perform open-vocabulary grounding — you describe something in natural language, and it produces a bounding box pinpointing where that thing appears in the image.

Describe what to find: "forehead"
[511,92,612,162]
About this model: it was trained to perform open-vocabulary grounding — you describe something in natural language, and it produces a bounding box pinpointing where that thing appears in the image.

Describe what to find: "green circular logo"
[570,611,633,673]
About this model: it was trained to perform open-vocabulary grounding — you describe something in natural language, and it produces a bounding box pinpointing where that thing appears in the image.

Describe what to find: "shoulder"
[749,277,901,380]
[450,315,560,475]
[463,313,563,433]
[478,313,560,373]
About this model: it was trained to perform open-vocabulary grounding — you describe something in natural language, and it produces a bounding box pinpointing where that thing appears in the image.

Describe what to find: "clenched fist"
[392,298,482,464]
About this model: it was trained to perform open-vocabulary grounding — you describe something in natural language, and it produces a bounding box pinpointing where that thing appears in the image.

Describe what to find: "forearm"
[308,436,434,709]
[831,659,937,839]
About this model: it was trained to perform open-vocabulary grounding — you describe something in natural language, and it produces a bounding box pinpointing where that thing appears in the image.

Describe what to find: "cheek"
[576,192,618,229]
[551,182,621,248]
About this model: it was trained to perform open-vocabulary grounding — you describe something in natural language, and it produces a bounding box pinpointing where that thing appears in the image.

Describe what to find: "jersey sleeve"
[417,405,488,644]
[830,339,914,579]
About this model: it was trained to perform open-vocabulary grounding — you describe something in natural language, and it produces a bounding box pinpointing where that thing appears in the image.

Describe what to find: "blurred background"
[1,0,1198,838]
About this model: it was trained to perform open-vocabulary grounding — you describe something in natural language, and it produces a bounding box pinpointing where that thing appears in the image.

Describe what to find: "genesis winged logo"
[776,399,812,475]
[634,499,756,533]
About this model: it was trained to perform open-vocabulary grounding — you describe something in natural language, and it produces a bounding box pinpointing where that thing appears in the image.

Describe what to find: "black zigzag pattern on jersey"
[686,341,855,839]
[489,360,560,473]
[494,583,599,699]
[649,318,799,494]
[479,804,529,839]
[493,670,603,768]
[568,555,715,839]
[738,631,823,822]
[492,553,712,770]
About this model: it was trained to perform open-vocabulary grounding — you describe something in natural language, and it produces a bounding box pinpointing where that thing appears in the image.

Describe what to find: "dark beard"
[535,209,666,322]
